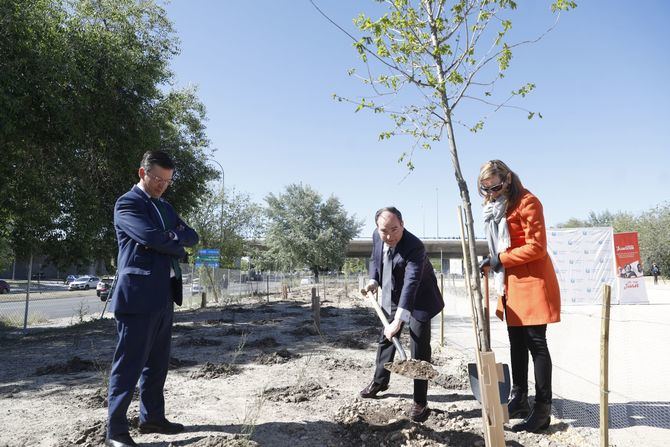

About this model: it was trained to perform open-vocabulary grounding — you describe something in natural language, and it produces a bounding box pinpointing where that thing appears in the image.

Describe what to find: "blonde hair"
[477,159,524,205]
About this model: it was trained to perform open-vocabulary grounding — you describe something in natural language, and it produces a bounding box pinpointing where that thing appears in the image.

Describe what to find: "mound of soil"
[331,334,369,350]
[246,336,279,349]
[204,318,234,325]
[360,326,380,337]
[320,356,366,371]
[60,419,107,447]
[173,324,199,332]
[353,314,379,326]
[263,381,331,403]
[188,435,259,447]
[81,387,108,409]
[178,337,222,347]
[334,400,481,446]
[220,327,250,337]
[252,318,282,325]
[288,324,320,337]
[320,306,338,317]
[35,356,99,375]
[256,349,299,365]
[169,357,198,369]
[433,372,470,390]
[190,362,240,379]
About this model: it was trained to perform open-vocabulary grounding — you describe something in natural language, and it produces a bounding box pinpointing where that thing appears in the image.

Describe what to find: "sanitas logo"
[616,245,634,251]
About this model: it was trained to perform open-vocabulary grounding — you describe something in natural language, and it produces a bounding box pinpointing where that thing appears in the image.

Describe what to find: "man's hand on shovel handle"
[384,318,403,341]
[360,280,378,297]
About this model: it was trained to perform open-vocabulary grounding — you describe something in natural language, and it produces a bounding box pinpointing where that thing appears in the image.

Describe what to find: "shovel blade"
[468,362,511,404]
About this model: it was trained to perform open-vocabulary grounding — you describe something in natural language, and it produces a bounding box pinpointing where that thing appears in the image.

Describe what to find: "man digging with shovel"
[359,207,444,422]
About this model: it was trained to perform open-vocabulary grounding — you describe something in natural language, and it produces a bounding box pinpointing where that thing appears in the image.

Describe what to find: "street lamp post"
[209,158,225,244]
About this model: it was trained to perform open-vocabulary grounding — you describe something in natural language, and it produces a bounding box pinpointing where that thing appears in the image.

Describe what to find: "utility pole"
[436,187,439,238]
[209,158,225,244]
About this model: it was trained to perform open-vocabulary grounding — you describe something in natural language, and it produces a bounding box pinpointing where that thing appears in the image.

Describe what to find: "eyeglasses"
[481,182,504,193]
[145,171,174,186]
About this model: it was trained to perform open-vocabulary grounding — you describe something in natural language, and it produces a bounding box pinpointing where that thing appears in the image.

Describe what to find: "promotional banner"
[613,232,648,304]
[547,227,617,305]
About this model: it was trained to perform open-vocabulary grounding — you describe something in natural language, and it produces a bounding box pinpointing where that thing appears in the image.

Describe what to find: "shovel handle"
[364,290,408,361]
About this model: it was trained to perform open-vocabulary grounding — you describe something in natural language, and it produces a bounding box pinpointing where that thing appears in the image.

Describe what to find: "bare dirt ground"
[0,286,585,447]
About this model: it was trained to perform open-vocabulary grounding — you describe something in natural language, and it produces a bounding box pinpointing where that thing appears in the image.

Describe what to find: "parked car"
[96,277,113,299]
[68,276,100,290]
[0,280,10,294]
[64,275,78,285]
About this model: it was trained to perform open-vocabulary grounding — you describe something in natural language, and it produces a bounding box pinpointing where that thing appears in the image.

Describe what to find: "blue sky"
[164,1,669,239]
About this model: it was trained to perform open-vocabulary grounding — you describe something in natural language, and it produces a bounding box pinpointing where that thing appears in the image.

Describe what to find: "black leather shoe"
[409,402,429,422]
[139,418,185,434]
[511,402,551,433]
[105,433,137,447]
[359,380,389,398]
[508,387,530,419]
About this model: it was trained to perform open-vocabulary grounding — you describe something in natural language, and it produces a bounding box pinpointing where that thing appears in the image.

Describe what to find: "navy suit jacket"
[369,228,443,322]
[110,185,199,314]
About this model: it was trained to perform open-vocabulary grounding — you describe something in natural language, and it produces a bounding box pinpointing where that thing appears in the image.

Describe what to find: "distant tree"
[314,0,575,349]
[343,258,367,275]
[637,204,670,279]
[262,184,363,281]
[557,210,636,232]
[187,186,265,268]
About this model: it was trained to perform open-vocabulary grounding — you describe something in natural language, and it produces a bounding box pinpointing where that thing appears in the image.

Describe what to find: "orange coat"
[495,190,561,326]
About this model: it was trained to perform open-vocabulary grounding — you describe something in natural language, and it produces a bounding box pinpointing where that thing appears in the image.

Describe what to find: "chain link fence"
[0,267,365,330]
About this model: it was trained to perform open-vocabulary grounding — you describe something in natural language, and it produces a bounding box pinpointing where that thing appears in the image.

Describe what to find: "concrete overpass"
[249,237,488,259]
[346,237,488,258]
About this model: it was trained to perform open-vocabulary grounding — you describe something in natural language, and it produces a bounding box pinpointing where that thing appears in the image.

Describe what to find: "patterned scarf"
[483,197,510,295]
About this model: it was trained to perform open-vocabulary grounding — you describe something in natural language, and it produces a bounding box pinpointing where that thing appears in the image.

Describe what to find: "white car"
[68,276,100,290]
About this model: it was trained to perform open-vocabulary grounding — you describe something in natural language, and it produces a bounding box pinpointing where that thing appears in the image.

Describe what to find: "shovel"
[467,269,511,405]
[362,289,438,381]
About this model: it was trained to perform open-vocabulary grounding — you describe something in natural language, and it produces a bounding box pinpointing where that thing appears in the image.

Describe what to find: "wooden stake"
[440,273,445,347]
[311,287,320,332]
[600,284,611,447]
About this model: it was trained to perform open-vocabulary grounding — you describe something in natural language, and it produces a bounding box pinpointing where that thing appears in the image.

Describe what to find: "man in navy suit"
[106,151,199,447]
[360,207,443,422]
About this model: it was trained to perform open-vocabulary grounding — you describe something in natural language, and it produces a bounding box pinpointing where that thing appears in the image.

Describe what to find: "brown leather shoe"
[359,380,389,398]
[409,402,429,422]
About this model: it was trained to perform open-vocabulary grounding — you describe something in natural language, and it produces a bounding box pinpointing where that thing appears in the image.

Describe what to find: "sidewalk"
[433,276,670,447]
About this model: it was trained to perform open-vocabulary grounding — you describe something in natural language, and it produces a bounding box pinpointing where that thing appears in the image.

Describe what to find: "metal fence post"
[22,253,33,333]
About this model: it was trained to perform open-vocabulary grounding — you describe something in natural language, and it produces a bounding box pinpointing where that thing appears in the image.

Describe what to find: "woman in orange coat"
[478,160,561,433]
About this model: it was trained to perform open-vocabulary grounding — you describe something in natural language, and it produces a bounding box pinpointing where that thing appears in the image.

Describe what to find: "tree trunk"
[423,0,489,351]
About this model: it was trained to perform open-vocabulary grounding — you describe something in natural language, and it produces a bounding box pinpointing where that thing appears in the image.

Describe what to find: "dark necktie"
[151,198,182,279]
[382,246,393,315]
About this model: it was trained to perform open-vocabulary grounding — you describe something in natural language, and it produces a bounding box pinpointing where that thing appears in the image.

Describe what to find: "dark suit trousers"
[107,303,174,436]
[373,315,431,405]
[507,324,552,404]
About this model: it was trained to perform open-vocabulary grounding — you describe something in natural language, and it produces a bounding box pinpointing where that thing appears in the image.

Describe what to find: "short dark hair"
[141,150,175,172]
[375,207,403,225]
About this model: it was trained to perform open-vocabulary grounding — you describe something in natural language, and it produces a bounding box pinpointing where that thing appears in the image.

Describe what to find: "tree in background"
[262,184,363,282]
[187,186,265,268]
[313,0,575,349]
[0,0,216,273]
[343,258,368,275]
